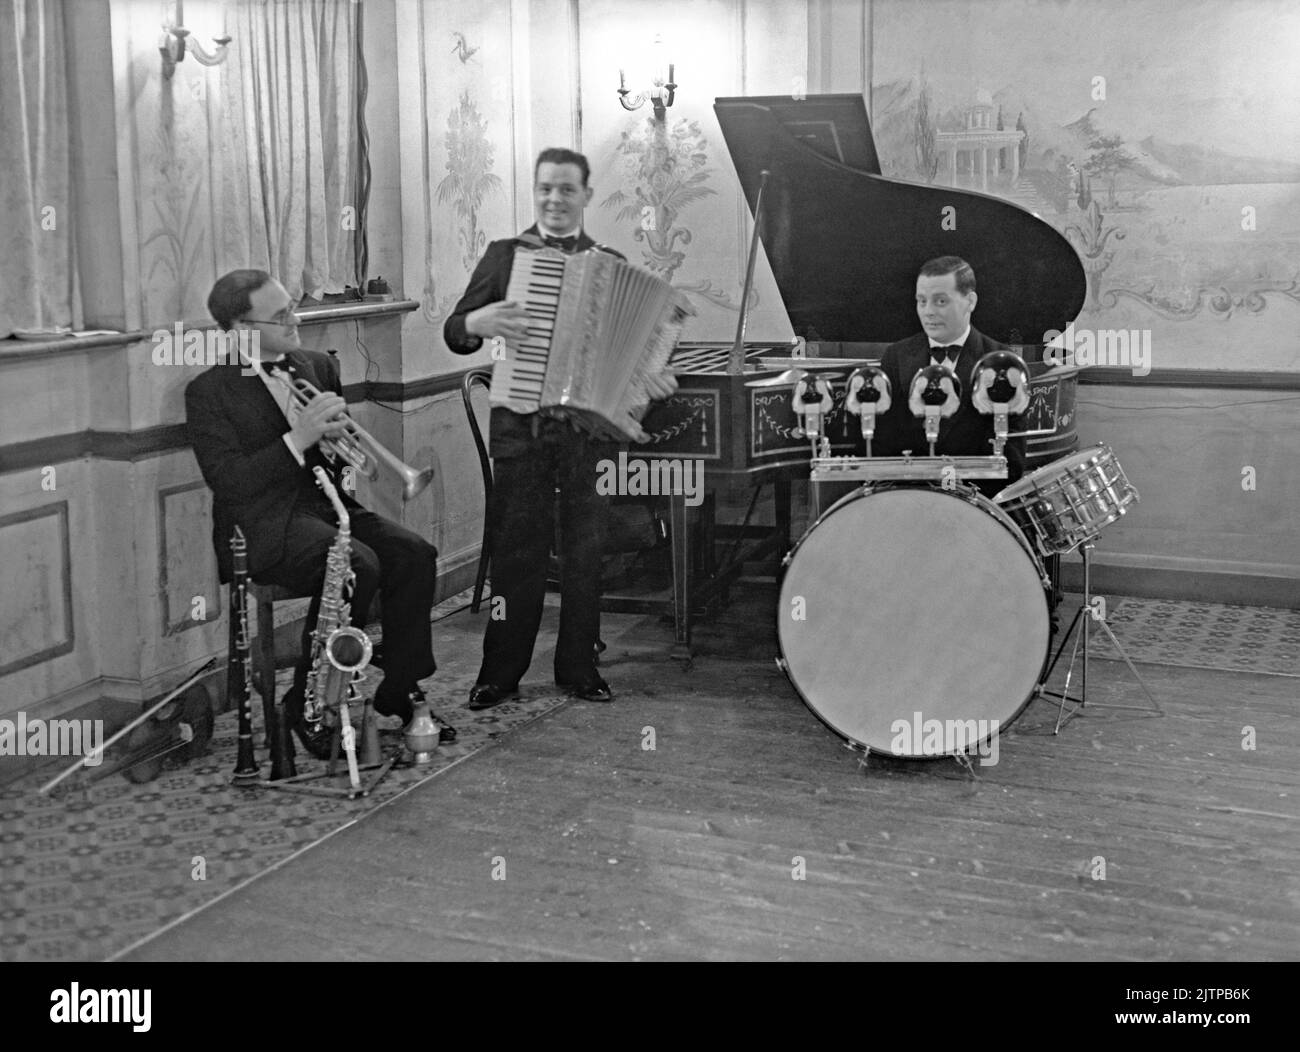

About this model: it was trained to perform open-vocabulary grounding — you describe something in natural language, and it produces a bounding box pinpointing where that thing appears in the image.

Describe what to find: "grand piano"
[618,93,1087,647]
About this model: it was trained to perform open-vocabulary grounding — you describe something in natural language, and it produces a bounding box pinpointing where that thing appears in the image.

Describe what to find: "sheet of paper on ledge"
[11,328,125,341]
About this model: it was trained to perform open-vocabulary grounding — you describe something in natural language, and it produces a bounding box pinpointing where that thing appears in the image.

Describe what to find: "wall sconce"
[160,0,232,80]
[617,34,676,120]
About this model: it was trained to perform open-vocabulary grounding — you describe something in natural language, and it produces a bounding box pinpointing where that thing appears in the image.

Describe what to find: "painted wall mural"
[871,0,1300,371]
[575,0,809,344]
[408,4,516,333]
[141,109,210,324]
[111,0,223,328]
[600,115,746,311]
[437,90,506,277]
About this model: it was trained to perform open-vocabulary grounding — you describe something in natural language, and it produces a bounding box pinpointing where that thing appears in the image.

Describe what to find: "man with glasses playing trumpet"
[186,269,452,760]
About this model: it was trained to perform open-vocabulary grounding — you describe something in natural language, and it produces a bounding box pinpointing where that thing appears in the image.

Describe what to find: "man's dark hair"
[208,269,272,331]
[918,256,976,295]
[534,147,590,187]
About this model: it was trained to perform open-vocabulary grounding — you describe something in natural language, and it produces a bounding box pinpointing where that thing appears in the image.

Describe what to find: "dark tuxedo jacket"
[872,327,1026,484]
[185,349,359,583]
[443,225,623,459]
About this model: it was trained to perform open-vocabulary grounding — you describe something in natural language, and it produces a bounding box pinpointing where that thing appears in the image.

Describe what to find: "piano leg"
[702,492,721,608]
[669,492,692,655]
[775,479,792,555]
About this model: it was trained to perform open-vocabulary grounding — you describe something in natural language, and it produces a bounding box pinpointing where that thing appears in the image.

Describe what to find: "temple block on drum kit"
[778,487,1051,759]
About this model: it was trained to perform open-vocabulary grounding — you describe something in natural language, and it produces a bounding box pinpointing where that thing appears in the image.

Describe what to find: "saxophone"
[304,466,374,789]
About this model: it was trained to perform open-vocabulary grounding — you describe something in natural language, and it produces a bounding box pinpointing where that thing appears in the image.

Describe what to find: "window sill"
[0,300,420,365]
[0,331,148,364]
[295,299,419,325]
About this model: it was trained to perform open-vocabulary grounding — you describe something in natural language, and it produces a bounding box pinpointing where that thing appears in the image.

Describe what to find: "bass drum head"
[778,487,1049,757]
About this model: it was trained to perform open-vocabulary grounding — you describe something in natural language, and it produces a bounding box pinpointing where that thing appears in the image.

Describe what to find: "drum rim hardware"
[994,443,1139,557]
[810,454,1008,483]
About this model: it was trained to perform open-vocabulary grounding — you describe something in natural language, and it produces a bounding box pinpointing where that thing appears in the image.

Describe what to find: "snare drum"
[777,486,1050,758]
[994,444,1138,556]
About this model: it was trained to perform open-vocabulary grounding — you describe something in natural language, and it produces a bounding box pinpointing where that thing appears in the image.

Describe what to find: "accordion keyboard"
[491,251,567,413]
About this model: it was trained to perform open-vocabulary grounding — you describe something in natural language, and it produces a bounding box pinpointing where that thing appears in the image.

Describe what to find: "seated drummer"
[871,255,1026,499]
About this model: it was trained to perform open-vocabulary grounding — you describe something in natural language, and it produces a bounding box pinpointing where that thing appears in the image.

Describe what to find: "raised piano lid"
[713,94,1086,346]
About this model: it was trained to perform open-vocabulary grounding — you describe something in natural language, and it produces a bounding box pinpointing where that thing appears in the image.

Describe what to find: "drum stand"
[1037,541,1163,732]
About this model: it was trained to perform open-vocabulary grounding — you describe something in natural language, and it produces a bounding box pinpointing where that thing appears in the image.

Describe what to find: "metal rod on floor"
[39,659,219,795]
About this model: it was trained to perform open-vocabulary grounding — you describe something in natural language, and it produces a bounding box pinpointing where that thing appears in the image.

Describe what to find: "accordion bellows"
[489,248,693,439]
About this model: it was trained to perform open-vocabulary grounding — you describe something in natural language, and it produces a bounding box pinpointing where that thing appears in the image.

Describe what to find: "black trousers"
[257,497,438,694]
[480,422,610,688]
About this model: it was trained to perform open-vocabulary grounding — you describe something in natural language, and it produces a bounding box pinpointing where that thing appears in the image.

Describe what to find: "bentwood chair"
[460,368,495,612]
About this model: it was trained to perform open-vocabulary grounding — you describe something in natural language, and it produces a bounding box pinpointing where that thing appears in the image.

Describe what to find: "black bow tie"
[251,355,290,375]
[930,345,963,362]
[542,234,579,252]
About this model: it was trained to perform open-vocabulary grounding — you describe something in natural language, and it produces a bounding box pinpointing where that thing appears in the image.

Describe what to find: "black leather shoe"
[282,686,333,760]
[467,683,516,711]
[558,675,612,703]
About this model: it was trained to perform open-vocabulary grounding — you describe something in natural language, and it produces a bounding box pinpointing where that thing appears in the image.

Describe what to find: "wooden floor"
[122,591,1300,962]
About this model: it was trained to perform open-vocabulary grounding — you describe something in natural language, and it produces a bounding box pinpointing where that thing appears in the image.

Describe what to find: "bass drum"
[778,486,1050,758]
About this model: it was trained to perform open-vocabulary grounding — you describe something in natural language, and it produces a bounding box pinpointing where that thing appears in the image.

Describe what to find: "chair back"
[460,368,494,612]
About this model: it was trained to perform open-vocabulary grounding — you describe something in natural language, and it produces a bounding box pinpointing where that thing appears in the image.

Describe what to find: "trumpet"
[264,359,434,501]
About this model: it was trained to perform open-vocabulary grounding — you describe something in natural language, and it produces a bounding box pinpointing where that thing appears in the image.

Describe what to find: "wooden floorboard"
[121,618,1300,962]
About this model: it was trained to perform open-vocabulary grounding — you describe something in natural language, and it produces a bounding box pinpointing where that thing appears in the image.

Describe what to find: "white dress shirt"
[244,354,314,468]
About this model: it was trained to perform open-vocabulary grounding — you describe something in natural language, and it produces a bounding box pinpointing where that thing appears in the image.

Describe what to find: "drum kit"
[765,350,1160,766]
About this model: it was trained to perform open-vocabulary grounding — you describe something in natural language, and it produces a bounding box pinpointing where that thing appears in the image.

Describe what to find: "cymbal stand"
[1036,540,1163,732]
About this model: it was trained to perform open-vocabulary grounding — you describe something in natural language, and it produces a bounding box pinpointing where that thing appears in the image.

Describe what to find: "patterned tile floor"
[0,591,1294,961]
[1081,596,1299,679]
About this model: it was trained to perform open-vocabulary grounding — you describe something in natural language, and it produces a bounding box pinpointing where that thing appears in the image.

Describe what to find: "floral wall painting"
[437,91,505,276]
[407,3,517,339]
[871,0,1300,371]
[419,14,505,326]
[141,111,210,325]
[450,31,480,65]
[601,116,752,313]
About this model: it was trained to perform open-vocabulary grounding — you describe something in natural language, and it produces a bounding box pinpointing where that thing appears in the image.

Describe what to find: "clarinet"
[230,526,261,785]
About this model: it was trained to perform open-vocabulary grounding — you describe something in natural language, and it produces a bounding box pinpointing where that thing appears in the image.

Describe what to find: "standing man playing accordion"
[186,270,447,758]
[444,148,677,710]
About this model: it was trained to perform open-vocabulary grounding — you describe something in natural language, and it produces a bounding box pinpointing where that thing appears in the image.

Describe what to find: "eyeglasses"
[240,308,299,327]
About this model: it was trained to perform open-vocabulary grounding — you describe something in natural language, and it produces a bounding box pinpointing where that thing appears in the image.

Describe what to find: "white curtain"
[215,0,360,300]
[0,0,79,337]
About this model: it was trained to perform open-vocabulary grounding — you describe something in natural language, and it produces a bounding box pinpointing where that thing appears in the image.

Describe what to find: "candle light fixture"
[160,0,232,79]
[617,34,676,120]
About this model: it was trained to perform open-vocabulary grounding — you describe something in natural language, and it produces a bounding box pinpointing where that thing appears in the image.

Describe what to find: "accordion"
[489,247,693,440]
